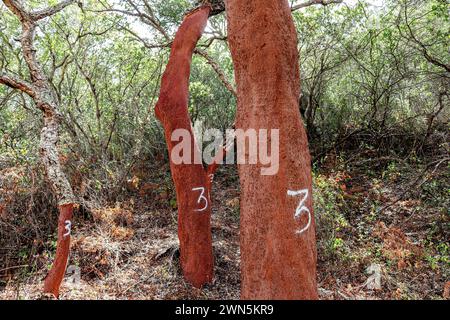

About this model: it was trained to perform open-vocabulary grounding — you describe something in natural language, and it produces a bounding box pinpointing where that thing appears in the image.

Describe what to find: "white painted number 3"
[192,187,208,212]
[63,220,72,237]
[287,189,311,235]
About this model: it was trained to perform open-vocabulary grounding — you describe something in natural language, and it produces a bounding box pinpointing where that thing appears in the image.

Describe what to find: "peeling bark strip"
[226,0,318,299]
[1,0,77,298]
[155,6,214,287]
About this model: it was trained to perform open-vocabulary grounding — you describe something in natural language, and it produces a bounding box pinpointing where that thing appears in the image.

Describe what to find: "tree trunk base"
[43,203,74,298]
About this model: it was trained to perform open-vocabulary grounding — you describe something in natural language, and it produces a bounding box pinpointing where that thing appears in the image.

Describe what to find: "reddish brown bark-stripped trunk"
[226,0,318,299]
[155,6,214,287]
[43,204,73,296]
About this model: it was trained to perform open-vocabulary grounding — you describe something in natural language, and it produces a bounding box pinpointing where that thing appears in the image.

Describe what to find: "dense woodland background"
[0,0,449,299]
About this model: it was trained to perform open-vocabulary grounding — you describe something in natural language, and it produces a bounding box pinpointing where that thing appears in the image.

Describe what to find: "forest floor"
[0,153,448,300]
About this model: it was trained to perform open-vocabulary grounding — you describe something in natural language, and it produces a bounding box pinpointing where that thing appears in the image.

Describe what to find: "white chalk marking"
[192,187,208,212]
[287,188,311,235]
[63,220,72,237]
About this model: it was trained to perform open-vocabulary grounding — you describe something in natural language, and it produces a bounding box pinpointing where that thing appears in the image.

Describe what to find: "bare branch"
[31,0,77,21]
[291,0,343,11]
[91,1,170,41]
[0,71,36,97]
[200,34,227,48]
[401,4,450,73]
[194,48,236,97]
[3,0,78,22]
[124,0,170,40]
[119,25,171,49]
[2,0,31,21]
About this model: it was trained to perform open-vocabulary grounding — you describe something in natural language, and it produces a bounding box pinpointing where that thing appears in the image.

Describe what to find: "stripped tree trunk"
[226,0,318,299]
[154,5,214,287]
[0,0,77,298]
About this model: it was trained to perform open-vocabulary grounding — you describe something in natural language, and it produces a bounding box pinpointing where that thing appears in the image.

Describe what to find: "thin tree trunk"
[154,5,214,287]
[226,0,318,299]
[1,0,77,298]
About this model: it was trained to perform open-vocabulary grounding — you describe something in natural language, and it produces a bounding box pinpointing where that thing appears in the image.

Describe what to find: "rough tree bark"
[0,0,77,298]
[226,0,318,299]
[154,5,215,288]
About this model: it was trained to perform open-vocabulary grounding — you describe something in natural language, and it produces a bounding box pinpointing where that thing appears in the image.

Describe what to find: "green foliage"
[313,171,351,258]
[0,0,447,201]
[293,0,448,157]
